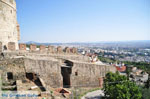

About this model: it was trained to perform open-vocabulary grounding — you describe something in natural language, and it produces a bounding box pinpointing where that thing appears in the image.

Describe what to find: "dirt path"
[81,90,104,99]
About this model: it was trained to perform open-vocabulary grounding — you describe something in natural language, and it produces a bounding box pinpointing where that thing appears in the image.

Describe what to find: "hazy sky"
[16,0,150,43]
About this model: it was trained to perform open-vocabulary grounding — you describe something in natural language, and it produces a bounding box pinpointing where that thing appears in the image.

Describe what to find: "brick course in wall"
[30,44,37,51]
[71,47,78,54]
[19,43,26,50]
[40,45,46,52]
[57,46,63,53]
[64,47,70,53]
[48,46,55,53]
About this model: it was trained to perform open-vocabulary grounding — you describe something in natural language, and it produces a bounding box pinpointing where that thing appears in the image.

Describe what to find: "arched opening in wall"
[7,72,13,80]
[75,72,78,76]
[26,73,36,81]
[64,60,73,66]
[26,73,46,91]
[4,45,7,50]
[61,60,73,88]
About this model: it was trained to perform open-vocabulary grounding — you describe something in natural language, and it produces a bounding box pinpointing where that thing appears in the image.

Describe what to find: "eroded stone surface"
[57,46,63,53]
[0,0,20,50]
[64,47,70,53]
[48,46,55,53]
[30,44,37,51]
[0,52,116,89]
[71,47,78,54]
[19,43,26,50]
[40,45,46,52]
[8,42,16,51]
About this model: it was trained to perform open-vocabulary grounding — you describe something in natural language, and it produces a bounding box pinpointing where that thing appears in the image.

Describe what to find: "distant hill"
[24,40,150,48]
[25,41,63,46]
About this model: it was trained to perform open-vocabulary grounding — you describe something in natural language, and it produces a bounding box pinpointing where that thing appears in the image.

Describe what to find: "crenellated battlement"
[19,43,79,54]
[0,42,79,54]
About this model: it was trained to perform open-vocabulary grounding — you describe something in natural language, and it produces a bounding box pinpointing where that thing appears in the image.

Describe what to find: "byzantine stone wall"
[0,58,26,82]
[0,0,20,50]
[0,51,117,89]
[24,57,63,88]
[23,55,116,88]
[70,62,116,87]
[40,45,46,52]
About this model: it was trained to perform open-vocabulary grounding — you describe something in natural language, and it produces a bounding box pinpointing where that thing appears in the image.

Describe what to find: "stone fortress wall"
[71,62,116,87]
[24,57,63,88]
[24,57,116,88]
[1,43,91,62]
[0,0,117,91]
[0,58,26,82]
[0,0,20,50]
[0,42,116,89]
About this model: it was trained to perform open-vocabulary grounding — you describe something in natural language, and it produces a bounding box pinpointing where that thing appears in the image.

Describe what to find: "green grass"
[98,56,116,63]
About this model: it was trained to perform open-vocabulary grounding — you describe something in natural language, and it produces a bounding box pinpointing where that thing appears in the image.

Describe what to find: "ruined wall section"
[0,58,26,82]
[0,0,20,50]
[71,62,116,87]
[24,58,63,88]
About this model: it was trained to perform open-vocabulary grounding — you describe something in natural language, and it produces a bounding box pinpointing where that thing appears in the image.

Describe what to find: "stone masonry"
[8,42,16,51]
[0,50,116,93]
[0,0,117,94]
[19,43,26,50]
[71,47,78,54]
[30,44,37,51]
[64,47,70,53]
[0,0,20,50]
[23,55,116,88]
[48,46,55,53]
[40,45,46,52]
[57,46,63,53]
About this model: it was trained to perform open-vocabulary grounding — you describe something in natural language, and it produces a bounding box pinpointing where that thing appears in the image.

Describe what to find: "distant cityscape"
[25,40,150,63]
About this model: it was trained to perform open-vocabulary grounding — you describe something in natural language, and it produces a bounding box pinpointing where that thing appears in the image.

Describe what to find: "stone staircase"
[1,80,17,91]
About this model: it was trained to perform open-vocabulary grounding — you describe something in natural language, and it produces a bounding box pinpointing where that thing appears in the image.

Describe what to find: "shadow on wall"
[26,73,46,91]
[61,60,73,88]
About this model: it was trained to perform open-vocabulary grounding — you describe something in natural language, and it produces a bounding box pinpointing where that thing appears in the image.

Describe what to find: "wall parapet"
[18,43,78,54]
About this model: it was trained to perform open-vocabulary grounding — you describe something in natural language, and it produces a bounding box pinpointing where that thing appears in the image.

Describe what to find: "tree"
[145,76,150,89]
[141,76,150,99]
[126,66,131,80]
[103,72,142,99]
[141,87,150,99]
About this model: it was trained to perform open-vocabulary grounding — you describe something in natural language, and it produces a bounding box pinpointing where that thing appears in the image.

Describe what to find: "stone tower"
[0,0,20,51]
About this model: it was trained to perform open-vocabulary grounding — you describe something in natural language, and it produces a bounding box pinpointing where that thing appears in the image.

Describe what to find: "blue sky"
[16,0,150,43]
